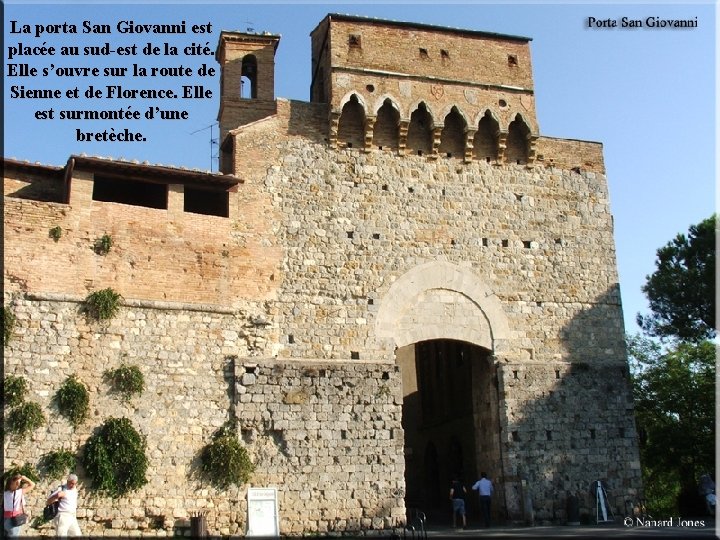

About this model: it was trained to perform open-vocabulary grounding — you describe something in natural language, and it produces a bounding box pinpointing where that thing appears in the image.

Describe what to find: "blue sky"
[3,1,716,336]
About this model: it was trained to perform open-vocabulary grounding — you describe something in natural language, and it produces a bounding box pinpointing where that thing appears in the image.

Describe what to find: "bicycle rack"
[404,508,427,539]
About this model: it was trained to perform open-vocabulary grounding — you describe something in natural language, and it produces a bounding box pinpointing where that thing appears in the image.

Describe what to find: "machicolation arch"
[332,94,535,164]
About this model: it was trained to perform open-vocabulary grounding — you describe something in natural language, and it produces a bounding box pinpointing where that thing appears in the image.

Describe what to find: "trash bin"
[190,512,208,537]
[567,493,580,525]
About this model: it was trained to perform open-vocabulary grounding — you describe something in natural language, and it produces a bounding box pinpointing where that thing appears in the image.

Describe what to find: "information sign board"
[246,487,279,537]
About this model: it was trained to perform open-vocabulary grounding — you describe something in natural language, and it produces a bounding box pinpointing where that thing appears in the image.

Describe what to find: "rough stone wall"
[246,112,622,364]
[2,296,257,536]
[2,294,405,536]
[235,360,405,534]
[498,361,640,522]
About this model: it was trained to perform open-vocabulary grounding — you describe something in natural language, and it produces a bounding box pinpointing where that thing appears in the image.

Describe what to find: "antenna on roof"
[191,123,219,172]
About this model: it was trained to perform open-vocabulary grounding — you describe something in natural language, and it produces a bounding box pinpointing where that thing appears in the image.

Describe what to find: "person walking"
[449,473,467,529]
[46,474,82,537]
[472,471,494,527]
[3,473,35,537]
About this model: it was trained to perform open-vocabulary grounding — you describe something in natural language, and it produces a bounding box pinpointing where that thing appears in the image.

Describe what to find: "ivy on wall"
[83,417,149,497]
[55,376,90,428]
[200,423,255,489]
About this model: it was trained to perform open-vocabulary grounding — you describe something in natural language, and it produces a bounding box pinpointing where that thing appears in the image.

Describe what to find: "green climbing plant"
[3,306,16,347]
[6,401,46,441]
[200,423,255,489]
[40,449,77,479]
[83,417,149,497]
[4,375,28,408]
[94,234,113,255]
[55,376,89,428]
[84,288,123,320]
[49,226,63,242]
[104,364,145,400]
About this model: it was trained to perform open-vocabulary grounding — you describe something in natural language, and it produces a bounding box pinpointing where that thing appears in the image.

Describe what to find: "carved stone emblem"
[430,84,444,99]
[398,81,412,97]
[464,89,477,105]
[520,95,533,110]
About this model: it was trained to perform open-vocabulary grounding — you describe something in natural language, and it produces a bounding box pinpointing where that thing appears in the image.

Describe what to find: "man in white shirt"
[46,474,82,537]
[471,472,494,527]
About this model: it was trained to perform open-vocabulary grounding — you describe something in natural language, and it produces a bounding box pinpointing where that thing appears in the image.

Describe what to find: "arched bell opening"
[240,54,258,99]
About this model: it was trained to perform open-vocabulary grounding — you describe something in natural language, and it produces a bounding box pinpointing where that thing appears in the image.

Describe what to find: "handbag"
[9,513,27,526]
[9,490,28,526]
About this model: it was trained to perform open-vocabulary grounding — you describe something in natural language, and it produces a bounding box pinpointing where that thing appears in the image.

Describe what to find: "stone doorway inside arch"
[397,338,501,527]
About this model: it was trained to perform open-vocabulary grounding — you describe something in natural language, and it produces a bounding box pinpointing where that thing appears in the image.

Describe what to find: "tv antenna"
[190,123,218,172]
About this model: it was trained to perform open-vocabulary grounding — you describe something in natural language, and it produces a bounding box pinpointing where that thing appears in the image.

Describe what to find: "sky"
[3,1,717,336]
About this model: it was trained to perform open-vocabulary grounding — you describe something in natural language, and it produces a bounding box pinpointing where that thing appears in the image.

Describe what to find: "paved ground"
[403,518,718,539]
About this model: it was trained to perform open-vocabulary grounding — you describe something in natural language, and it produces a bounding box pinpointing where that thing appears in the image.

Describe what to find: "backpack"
[43,485,63,521]
[43,500,59,521]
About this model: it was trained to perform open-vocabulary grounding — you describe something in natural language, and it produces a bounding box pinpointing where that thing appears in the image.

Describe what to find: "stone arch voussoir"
[375,261,510,352]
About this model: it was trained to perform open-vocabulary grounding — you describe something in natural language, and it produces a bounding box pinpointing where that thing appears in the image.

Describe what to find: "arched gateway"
[376,261,511,523]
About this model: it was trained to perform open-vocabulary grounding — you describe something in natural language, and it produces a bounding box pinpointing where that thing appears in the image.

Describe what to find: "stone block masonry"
[3,295,405,536]
[235,360,405,534]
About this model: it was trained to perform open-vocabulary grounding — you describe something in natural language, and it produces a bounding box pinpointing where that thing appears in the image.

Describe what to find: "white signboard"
[246,487,279,537]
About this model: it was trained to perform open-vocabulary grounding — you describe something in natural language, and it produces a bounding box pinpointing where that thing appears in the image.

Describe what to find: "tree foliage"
[637,215,715,341]
[628,335,716,515]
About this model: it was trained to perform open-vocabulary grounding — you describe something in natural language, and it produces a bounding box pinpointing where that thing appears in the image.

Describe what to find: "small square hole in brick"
[351,351,360,360]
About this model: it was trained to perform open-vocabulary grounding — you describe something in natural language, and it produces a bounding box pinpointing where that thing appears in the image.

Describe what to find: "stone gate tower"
[214,13,642,529]
[3,13,642,537]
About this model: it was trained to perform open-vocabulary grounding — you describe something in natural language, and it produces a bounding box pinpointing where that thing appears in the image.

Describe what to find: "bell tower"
[216,30,281,142]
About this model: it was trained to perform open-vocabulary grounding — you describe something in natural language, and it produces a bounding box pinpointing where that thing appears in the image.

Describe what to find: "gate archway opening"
[397,339,501,525]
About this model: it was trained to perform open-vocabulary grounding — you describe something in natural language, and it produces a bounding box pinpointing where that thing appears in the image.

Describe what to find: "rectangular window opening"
[92,175,168,210]
[184,186,229,217]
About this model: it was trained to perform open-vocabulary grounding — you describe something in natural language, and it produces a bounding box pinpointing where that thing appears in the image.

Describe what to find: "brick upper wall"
[3,164,282,306]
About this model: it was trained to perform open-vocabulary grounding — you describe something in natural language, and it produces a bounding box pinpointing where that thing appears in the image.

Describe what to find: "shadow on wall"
[496,284,641,525]
[286,100,330,142]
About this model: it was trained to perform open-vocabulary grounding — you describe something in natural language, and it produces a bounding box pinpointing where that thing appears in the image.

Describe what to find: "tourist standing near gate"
[449,473,467,529]
[3,473,35,537]
[46,474,82,537]
[472,472,494,527]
